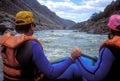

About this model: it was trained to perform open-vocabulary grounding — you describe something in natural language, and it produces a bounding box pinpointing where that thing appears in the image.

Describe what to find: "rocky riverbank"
[0,0,75,34]
[71,0,120,34]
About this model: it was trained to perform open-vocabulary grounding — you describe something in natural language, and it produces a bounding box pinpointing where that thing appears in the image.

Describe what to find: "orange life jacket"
[100,36,120,58]
[100,36,120,81]
[0,32,43,81]
[101,36,120,48]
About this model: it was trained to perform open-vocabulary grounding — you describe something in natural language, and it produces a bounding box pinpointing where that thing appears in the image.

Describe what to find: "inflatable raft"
[49,54,98,81]
[51,54,97,65]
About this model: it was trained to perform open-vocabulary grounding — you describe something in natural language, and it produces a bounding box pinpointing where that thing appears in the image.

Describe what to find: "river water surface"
[0,30,107,80]
[34,30,107,61]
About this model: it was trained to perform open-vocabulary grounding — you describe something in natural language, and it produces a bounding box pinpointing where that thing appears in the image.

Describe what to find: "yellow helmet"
[15,11,34,25]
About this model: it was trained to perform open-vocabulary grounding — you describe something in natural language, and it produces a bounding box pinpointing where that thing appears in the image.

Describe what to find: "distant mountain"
[71,0,120,34]
[0,0,76,33]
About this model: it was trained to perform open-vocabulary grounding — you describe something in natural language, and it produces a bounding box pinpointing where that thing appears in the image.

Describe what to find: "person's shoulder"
[29,40,39,45]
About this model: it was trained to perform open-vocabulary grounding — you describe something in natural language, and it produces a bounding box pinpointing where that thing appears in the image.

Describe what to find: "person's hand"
[69,46,82,61]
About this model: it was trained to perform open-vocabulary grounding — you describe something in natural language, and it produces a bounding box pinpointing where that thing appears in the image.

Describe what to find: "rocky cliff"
[0,0,75,34]
[71,0,120,34]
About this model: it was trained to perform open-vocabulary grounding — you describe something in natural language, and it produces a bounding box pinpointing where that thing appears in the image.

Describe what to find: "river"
[33,30,107,61]
[0,30,107,80]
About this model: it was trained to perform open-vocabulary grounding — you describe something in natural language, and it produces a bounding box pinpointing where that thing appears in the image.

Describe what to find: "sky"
[37,0,115,23]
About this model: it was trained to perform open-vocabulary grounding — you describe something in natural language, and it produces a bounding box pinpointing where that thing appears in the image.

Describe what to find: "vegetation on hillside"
[71,0,120,34]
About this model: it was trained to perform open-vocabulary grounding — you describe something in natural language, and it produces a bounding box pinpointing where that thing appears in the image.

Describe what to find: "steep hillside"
[0,0,75,34]
[71,0,120,34]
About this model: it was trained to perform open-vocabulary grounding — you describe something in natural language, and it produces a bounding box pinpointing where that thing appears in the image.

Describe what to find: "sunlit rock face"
[0,0,75,34]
